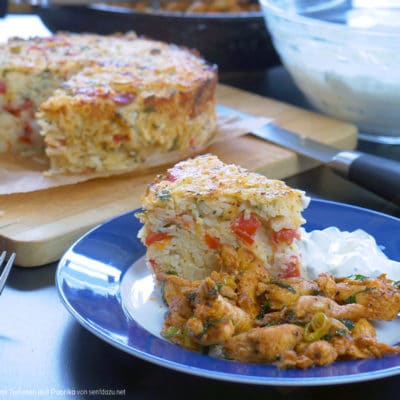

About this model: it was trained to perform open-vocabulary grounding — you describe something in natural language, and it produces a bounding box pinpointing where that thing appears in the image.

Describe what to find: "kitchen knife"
[217,105,400,205]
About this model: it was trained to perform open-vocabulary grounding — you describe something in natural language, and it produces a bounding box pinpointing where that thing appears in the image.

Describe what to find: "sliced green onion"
[162,326,181,339]
[304,312,331,342]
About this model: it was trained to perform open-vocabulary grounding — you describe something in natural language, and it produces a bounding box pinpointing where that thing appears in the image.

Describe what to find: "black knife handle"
[345,153,400,205]
[0,0,7,17]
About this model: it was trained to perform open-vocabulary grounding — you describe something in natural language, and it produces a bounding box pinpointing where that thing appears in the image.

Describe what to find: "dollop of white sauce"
[298,227,400,281]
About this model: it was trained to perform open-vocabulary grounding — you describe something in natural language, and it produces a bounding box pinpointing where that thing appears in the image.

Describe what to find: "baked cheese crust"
[0,32,218,174]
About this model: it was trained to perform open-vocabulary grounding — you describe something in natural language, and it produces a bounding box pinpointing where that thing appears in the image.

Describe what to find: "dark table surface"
[1,17,400,400]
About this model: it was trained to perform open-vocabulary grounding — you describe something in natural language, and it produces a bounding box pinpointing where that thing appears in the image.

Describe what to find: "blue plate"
[56,199,400,386]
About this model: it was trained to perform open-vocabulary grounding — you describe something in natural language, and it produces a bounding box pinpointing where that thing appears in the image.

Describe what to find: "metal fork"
[0,251,15,295]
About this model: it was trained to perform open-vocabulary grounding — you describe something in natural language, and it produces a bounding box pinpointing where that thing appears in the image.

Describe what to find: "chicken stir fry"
[159,259,400,368]
[316,273,400,320]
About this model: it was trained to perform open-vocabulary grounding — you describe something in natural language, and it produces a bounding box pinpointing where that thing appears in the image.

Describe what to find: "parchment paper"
[0,113,270,195]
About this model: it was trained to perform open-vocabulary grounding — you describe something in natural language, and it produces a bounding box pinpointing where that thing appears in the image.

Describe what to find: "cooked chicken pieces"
[186,277,253,345]
[293,295,370,321]
[159,269,400,368]
[317,273,400,320]
[223,324,304,363]
[219,246,271,318]
[257,276,319,310]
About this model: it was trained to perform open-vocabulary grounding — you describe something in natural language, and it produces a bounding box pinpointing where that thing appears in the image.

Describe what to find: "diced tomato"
[145,231,171,246]
[149,258,157,269]
[22,120,33,135]
[271,228,300,246]
[112,92,136,105]
[19,98,34,111]
[166,172,177,182]
[204,233,220,249]
[279,256,300,278]
[231,212,261,245]
[28,45,44,51]
[18,135,33,144]
[112,134,129,144]
[0,81,6,94]
[3,104,19,116]
[5,104,17,115]
[3,98,33,117]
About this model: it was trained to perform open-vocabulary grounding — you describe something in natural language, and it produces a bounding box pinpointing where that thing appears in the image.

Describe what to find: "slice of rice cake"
[137,154,310,280]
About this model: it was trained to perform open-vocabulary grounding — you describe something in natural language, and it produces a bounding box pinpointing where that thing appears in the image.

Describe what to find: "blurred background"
[1,0,400,157]
[1,0,281,72]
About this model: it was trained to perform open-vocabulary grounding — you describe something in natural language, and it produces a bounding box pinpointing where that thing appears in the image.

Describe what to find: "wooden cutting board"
[0,84,358,267]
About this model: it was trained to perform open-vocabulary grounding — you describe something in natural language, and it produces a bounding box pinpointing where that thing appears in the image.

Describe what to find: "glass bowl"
[259,0,400,144]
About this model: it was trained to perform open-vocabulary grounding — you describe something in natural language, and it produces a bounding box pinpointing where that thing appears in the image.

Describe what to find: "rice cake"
[0,32,218,174]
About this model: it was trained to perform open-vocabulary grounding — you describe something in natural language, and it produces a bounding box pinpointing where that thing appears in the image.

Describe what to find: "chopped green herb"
[202,318,226,335]
[347,274,369,281]
[280,309,306,326]
[160,280,168,306]
[40,68,51,79]
[265,321,281,327]
[340,319,355,331]
[256,303,270,320]
[170,135,180,151]
[343,294,357,304]
[323,329,348,341]
[157,189,171,200]
[144,103,155,113]
[285,309,297,322]
[270,280,296,294]
[187,291,197,303]
[343,288,371,304]
[165,269,178,275]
